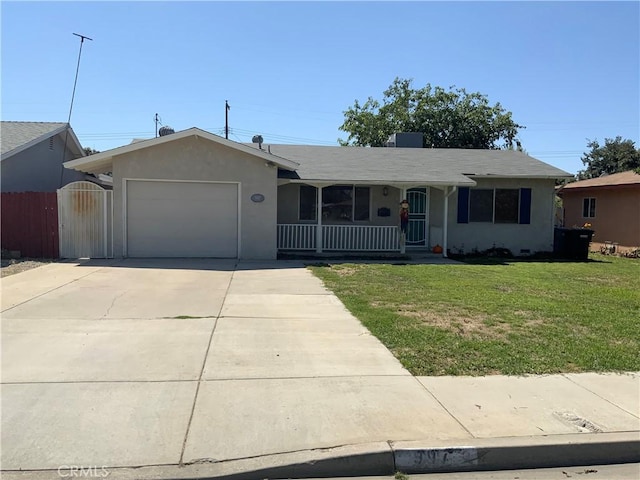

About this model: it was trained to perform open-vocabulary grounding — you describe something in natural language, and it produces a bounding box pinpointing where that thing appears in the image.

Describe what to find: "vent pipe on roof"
[159,126,175,136]
[252,134,264,149]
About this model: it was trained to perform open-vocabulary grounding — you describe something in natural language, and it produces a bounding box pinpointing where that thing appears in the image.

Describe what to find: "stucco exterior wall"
[427,187,445,247]
[372,186,401,226]
[111,136,278,259]
[1,134,85,192]
[447,178,557,254]
[562,186,640,248]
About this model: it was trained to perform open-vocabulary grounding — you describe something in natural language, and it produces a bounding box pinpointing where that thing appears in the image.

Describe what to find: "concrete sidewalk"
[1,259,638,479]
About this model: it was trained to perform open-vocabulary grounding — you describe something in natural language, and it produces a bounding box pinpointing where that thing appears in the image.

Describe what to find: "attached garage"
[63,128,299,260]
[125,180,238,258]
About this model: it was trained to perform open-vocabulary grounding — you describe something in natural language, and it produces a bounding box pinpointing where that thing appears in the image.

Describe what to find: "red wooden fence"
[1,192,59,258]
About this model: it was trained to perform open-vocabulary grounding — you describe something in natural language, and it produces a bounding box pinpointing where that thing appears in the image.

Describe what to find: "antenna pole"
[60,32,92,188]
[68,33,93,126]
[155,113,159,138]
[225,100,230,139]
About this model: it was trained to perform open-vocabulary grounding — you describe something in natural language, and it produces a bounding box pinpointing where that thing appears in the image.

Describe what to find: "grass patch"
[309,254,640,376]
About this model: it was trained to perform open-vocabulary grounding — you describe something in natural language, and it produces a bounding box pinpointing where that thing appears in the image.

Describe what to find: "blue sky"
[2,1,638,175]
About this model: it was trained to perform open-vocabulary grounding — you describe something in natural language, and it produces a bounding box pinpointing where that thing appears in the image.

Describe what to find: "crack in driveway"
[101,291,127,319]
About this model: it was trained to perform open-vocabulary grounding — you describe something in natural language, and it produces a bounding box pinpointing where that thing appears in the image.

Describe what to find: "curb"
[2,433,638,480]
[393,432,640,474]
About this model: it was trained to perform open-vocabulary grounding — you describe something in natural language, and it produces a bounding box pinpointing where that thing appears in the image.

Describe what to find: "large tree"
[576,136,640,180]
[83,147,100,156]
[339,78,524,149]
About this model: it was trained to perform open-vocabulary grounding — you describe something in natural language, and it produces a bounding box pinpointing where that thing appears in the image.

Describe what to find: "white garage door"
[126,180,238,258]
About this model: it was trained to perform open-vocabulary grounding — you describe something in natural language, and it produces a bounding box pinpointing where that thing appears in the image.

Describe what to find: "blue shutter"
[519,188,532,224]
[457,187,469,223]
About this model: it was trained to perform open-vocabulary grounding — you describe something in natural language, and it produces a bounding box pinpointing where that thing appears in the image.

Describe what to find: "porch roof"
[269,145,571,186]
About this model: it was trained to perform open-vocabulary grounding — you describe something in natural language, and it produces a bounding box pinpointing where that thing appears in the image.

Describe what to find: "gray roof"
[265,145,571,185]
[1,121,84,160]
[64,127,299,175]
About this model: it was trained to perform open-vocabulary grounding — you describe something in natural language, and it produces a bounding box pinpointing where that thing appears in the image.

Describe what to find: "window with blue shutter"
[519,188,531,224]
[457,187,470,223]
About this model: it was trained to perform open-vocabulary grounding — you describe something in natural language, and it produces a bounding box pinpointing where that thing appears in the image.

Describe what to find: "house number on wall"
[251,193,265,203]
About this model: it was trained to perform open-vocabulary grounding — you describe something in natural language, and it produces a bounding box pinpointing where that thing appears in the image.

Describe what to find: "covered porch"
[276,182,466,256]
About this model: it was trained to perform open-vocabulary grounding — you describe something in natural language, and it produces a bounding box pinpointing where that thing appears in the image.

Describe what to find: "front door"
[406,188,428,247]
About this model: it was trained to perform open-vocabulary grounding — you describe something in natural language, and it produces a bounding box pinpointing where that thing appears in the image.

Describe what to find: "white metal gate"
[57,181,113,258]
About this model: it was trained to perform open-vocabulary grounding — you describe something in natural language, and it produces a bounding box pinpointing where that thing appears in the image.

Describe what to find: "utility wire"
[59,33,92,188]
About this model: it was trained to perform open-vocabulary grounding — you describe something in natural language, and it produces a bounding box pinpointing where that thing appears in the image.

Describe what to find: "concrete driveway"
[1,259,469,472]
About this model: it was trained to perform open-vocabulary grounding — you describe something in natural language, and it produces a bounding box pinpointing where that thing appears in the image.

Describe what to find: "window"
[299,185,370,222]
[462,188,527,224]
[495,189,520,223]
[299,185,317,221]
[469,189,494,222]
[583,197,596,218]
[322,185,353,221]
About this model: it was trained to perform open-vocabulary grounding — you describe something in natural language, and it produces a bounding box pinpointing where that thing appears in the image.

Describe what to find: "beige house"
[558,171,640,250]
[65,128,571,259]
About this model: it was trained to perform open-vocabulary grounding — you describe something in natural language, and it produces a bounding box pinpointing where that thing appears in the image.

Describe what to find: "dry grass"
[1,259,53,277]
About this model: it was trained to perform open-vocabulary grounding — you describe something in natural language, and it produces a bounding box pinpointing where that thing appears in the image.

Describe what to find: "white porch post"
[316,186,323,253]
[443,186,457,258]
[399,187,406,254]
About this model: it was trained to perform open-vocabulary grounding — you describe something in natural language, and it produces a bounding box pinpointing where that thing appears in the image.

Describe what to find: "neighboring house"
[558,171,640,249]
[64,128,571,260]
[0,121,91,192]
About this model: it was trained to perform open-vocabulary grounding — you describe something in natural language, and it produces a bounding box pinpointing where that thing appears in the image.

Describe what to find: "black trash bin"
[554,227,594,260]
[554,228,569,258]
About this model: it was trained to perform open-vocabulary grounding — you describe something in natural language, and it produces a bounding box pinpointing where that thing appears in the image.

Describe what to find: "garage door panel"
[127,181,238,258]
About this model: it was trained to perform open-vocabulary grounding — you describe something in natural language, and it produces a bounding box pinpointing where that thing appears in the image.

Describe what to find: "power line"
[78,126,339,146]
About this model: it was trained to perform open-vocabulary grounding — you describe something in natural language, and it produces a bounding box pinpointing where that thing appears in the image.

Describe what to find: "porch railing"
[324,225,399,251]
[277,224,316,250]
[277,224,399,251]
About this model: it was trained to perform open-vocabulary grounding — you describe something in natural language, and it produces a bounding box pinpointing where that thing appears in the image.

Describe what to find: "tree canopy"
[338,78,524,150]
[83,147,100,156]
[576,136,640,180]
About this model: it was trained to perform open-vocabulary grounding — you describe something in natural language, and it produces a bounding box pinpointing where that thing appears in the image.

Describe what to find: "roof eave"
[66,127,85,159]
[64,127,299,174]
[467,174,573,179]
[1,124,84,161]
[286,178,477,187]
[559,182,640,193]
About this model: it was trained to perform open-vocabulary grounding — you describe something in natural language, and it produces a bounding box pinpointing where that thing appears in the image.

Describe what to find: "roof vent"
[159,126,175,137]
[385,132,423,148]
[252,134,264,149]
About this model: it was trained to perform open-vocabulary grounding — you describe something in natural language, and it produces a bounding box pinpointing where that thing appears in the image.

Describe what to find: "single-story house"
[64,127,572,259]
[1,121,112,192]
[1,121,94,192]
[558,171,640,249]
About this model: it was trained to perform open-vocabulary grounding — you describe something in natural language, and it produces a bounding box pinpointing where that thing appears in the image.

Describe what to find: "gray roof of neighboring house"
[1,121,84,160]
[265,145,572,185]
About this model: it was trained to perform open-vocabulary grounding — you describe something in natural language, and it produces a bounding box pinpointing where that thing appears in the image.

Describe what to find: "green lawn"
[309,254,640,376]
